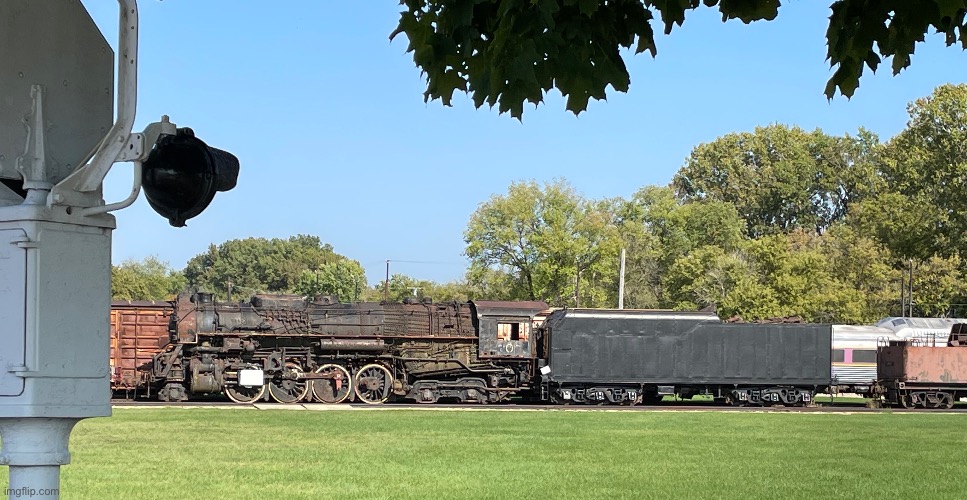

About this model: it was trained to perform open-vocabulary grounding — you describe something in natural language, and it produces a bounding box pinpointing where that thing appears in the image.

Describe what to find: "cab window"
[497,322,528,341]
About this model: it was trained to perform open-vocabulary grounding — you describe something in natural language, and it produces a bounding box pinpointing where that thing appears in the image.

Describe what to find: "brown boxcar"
[876,341,967,408]
[110,300,172,393]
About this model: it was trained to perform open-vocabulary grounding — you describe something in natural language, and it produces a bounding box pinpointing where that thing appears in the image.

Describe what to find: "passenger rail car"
[875,316,967,343]
[830,325,899,396]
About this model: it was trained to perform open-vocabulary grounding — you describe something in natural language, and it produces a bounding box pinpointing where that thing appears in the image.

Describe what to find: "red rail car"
[876,336,967,408]
[110,300,172,394]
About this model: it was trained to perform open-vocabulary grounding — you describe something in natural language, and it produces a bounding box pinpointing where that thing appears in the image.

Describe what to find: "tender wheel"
[225,384,266,404]
[354,363,393,404]
[269,362,309,403]
[311,364,353,404]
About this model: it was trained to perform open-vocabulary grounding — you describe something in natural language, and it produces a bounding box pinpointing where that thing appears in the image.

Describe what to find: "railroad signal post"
[0,2,237,498]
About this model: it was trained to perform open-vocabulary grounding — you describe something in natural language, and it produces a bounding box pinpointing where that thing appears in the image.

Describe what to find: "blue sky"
[83,1,966,286]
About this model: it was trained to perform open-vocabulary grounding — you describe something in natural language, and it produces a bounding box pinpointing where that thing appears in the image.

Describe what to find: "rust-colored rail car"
[876,339,967,408]
[110,300,172,393]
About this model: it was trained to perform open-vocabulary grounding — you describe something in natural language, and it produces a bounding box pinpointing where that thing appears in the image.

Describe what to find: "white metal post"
[1,2,125,499]
[618,248,626,309]
[0,419,79,500]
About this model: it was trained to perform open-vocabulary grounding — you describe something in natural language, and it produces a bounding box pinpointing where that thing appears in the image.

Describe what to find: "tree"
[673,125,879,238]
[909,256,967,317]
[371,274,475,302]
[391,1,967,118]
[616,186,746,308]
[112,256,186,301]
[293,259,367,302]
[818,224,898,322]
[464,179,620,306]
[724,232,867,322]
[183,235,345,299]
[870,84,967,261]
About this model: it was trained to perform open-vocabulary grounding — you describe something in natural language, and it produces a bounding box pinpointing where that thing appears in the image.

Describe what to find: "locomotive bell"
[141,127,239,227]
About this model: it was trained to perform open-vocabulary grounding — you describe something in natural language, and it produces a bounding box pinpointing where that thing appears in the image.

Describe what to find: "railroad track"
[110,400,967,413]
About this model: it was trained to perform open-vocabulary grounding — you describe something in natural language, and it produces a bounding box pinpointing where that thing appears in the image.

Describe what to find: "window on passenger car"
[852,350,877,363]
[832,349,845,363]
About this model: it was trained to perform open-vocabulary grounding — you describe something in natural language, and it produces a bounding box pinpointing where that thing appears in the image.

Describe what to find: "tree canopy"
[111,257,186,301]
[183,235,349,299]
[673,124,879,238]
[391,0,967,118]
[464,179,620,306]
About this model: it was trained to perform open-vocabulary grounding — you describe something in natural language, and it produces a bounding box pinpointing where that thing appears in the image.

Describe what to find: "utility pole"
[384,259,390,302]
[618,248,626,309]
[908,259,914,317]
[900,274,906,317]
[575,260,581,308]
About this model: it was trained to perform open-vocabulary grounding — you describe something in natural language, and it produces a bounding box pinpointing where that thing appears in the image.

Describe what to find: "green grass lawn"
[2,408,965,499]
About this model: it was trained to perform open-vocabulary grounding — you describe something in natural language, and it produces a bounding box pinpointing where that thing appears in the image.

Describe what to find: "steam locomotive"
[145,293,547,404]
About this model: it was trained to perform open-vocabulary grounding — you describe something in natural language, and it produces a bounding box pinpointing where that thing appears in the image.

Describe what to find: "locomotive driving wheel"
[225,384,266,404]
[269,362,310,403]
[311,364,353,404]
[354,363,393,404]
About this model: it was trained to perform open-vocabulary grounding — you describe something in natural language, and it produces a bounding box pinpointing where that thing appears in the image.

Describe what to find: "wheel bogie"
[406,378,490,404]
[883,387,957,409]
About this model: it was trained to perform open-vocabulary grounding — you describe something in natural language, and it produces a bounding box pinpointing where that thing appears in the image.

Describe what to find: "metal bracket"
[48,0,139,208]
[77,116,176,217]
[114,133,145,162]
[6,233,30,246]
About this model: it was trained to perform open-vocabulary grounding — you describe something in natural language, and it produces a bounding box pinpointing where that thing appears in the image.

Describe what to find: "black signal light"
[141,127,239,227]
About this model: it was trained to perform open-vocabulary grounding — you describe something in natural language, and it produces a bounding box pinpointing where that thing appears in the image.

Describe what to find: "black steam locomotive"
[145,293,547,404]
[143,292,833,406]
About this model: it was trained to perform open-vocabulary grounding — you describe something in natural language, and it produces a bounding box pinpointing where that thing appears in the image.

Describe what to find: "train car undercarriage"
[144,339,532,405]
[545,383,819,407]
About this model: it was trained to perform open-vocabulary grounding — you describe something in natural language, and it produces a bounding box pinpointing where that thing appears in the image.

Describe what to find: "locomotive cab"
[471,300,549,359]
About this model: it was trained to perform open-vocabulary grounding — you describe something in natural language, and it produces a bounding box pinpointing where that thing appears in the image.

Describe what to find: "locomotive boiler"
[144,293,548,404]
